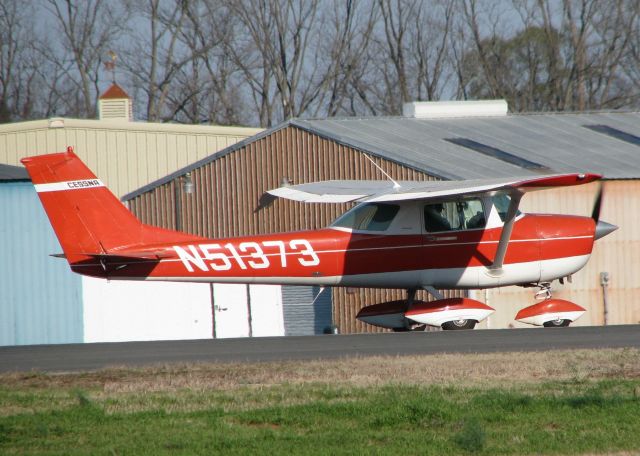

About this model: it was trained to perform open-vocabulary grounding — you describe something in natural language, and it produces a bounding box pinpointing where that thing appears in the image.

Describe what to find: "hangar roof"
[292,111,640,180]
[123,110,640,200]
[0,163,29,182]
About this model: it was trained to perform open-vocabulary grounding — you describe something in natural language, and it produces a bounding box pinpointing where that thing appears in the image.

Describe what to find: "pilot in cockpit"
[424,203,452,232]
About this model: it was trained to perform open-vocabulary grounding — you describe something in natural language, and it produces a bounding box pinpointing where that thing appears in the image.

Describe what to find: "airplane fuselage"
[71,213,596,290]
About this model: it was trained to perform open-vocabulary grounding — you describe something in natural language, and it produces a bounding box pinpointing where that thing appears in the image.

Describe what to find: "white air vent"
[99,98,132,121]
[402,100,508,119]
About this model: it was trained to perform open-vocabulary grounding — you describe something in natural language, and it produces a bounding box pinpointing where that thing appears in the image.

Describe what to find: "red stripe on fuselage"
[70,214,595,281]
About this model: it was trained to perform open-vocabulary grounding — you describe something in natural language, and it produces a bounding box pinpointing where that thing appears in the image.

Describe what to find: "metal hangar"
[123,105,640,333]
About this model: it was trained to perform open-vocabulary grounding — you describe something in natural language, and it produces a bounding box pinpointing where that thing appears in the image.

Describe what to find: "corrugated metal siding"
[478,180,640,329]
[282,286,332,336]
[0,119,261,197]
[128,126,440,237]
[0,182,83,345]
[128,125,465,333]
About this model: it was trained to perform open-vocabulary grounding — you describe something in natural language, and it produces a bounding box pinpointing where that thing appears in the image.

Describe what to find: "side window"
[424,199,486,232]
[332,203,400,231]
[464,199,486,229]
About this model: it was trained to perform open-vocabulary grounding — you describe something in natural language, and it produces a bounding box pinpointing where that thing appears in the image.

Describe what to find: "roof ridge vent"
[403,100,508,119]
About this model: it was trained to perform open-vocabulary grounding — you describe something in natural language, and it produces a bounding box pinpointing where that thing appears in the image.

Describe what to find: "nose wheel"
[515,282,586,327]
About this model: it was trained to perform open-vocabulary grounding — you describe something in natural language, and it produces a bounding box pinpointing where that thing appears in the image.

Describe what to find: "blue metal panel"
[281,286,332,336]
[0,182,83,346]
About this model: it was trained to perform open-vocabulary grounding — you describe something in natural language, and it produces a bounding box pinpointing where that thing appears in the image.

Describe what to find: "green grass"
[1,379,639,455]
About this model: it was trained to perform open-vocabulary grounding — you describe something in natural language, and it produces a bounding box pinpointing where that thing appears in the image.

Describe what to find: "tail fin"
[21,147,201,263]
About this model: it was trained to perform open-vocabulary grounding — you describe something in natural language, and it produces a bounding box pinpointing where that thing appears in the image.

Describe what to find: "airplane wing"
[267,173,602,203]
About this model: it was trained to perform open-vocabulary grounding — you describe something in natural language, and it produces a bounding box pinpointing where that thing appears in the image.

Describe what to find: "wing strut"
[488,192,522,275]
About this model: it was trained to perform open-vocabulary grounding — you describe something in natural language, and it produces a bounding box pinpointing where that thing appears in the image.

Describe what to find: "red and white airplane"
[22,147,617,331]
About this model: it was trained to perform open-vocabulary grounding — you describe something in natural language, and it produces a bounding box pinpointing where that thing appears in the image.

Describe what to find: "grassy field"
[1,349,639,455]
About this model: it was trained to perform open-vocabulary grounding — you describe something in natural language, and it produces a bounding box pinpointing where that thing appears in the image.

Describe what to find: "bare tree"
[3,0,639,125]
[0,0,28,121]
[0,0,61,120]
[224,0,328,126]
[307,0,378,117]
[582,0,639,109]
[364,0,456,114]
[454,0,640,112]
[173,0,249,125]
[120,0,191,121]
[619,0,640,106]
[414,0,456,101]
[44,0,122,118]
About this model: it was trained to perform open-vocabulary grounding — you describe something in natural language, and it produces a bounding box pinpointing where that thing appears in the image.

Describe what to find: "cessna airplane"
[22,147,617,331]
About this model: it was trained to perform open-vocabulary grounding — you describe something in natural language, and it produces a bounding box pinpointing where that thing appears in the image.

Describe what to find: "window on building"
[424,198,486,232]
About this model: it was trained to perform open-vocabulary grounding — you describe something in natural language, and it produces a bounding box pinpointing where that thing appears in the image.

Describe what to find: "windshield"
[331,203,399,231]
[492,193,522,222]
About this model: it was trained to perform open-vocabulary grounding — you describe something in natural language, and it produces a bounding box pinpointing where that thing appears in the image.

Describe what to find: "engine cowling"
[515,299,586,326]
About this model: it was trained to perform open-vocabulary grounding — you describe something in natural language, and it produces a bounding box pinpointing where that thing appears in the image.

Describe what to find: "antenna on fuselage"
[363,153,401,190]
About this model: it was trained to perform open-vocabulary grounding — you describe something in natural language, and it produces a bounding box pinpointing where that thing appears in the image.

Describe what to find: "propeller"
[591,182,618,240]
[591,182,603,223]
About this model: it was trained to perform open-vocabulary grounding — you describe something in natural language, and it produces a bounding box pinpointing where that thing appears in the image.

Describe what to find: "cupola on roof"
[98,83,133,121]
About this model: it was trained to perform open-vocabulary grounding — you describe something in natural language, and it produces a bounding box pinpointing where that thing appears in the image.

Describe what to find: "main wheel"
[392,327,411,332]
[543,319,571,327]
[441,319,477,330]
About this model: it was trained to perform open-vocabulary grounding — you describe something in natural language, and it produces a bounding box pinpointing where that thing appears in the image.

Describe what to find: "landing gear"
[441,319,477,330]
[515,282,586,327]
[543,319,571,328]
[535,282,552,300]
[400,288,424,331]
[355,288,495,331]
[421,287,484,331]
[402,287,494,330]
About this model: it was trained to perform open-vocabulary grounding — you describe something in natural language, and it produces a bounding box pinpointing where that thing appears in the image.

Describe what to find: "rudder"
[21,147,147,259]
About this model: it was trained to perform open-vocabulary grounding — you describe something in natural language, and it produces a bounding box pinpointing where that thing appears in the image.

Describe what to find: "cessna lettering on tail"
[174,239,320,272]
[67,179,101,188]
[34,179,105,193]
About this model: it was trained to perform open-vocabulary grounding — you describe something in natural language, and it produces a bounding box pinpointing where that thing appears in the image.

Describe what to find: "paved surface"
[1,325,638,373]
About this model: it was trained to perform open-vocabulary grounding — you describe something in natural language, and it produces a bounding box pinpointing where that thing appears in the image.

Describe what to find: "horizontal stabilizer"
[50,248,173,262]
[86,250,173,261]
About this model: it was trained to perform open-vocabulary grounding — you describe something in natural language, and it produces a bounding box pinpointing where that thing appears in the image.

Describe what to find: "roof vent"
[402,100,508,119]
[48,117,65,128]
[98,83,133,121]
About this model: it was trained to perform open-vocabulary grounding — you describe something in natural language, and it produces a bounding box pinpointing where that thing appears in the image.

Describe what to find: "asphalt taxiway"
[0,325,638,373]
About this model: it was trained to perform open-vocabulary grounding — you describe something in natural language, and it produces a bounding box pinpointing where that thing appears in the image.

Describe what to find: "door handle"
[426,235,457,242]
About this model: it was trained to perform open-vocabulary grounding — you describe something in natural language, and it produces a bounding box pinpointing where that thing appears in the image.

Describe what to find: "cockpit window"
[492,193,522,222]
[424,198,486,232]
[332,203,400,231]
